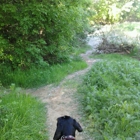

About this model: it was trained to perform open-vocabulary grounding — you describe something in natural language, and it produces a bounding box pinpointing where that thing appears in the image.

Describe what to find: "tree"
[88,0,138,24]
[0,0,90,70]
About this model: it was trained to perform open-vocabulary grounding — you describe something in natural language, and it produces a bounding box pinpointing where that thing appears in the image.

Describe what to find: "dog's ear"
[73,119,83,132]
[56,117,62,124]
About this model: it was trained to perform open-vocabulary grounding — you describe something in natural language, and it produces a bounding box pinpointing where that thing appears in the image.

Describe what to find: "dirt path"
[28,37,102,140]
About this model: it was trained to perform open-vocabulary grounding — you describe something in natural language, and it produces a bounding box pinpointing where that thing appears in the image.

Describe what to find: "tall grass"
[0,42,88,140]
[78,54,140,139]
[0,88,48,140]
[1,60,87,88]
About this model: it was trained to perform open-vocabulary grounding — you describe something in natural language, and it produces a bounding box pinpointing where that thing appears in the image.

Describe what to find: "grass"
[1,22,140,140]
[78,54,140,139]
[0,87,48,140]
[114,22,140,32]
[1,59,87,88]
[0,42,88,140]
[71,44,90,56]
[92,53,132,60]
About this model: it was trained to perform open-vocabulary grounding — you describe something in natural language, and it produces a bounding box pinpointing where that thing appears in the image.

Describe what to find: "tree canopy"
[0,0,89,70]
[1,0,140,71]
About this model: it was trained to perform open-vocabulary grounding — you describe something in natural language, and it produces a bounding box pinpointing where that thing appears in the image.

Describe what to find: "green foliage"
[0,60,87,88]
[0,86,48,140]
[79,54,140,139]
[125,0,140,21]
[88,0,137,24]
[0,0,89,69]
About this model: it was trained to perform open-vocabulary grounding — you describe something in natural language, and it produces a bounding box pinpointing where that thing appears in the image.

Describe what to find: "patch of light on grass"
[124,30,139,38]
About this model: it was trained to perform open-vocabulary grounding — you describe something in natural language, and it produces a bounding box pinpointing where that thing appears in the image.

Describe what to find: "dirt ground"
[28,37,102,140]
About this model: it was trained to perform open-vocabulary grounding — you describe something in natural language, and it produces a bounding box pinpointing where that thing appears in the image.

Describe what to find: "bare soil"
[28,37,102,140]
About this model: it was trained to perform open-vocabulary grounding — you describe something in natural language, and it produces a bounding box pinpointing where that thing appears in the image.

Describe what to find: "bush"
[0,0,89,69]
[92,24,140,55]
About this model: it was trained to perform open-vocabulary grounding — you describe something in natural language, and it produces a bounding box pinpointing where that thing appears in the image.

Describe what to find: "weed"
[79,54,140,139]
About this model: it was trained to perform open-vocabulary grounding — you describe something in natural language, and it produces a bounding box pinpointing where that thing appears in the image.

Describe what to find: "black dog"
[53,115,83,140]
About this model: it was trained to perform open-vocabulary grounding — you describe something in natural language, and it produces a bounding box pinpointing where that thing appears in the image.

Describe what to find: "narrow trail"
[28,37,102,140]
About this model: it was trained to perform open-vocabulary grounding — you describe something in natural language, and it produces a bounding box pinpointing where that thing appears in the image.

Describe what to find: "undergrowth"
[79,54,140,140]
[91,22,140,58]
[1,60,87,88]
[0,86,48,140]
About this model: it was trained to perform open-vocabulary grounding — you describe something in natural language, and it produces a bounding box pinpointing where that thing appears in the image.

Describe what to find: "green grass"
[0,43,88,140]
[71,44,90,56]
[92,53,131,60]
[78,54,140,139]
[93,52,140,62]
[0,88,48,140]
[115,22,140,32]
[1,60,87,88]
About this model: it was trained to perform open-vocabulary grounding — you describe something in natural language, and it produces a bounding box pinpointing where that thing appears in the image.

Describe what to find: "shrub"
[0,0,89,69]
[92,24,140,55]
